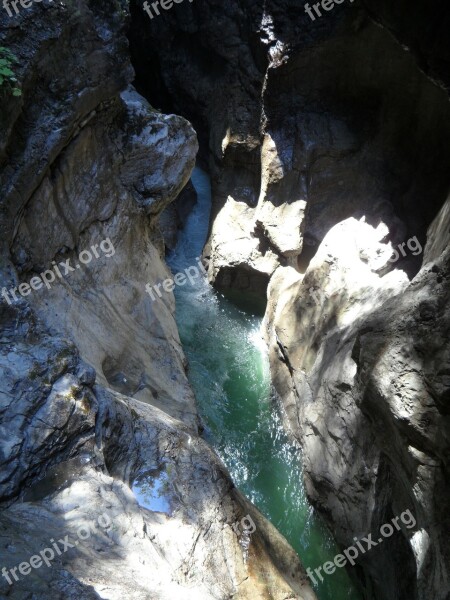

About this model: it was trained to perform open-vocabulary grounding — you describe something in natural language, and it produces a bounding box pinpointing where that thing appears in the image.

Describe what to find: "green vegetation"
[0,47,21,97]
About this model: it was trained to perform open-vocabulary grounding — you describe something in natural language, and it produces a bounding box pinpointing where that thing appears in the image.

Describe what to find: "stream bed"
[167,167,362,600]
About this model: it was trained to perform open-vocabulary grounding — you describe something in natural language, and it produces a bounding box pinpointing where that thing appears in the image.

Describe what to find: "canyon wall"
[129,0,450,285]
[129,1,450,598]
[0,2,315,599]
[263,210,449,600]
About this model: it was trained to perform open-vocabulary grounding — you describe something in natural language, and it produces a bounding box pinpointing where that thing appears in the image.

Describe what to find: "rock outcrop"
[264,202,450,600]
[0,2,316,599]
[128,1,450,599]
[129,0,450,290]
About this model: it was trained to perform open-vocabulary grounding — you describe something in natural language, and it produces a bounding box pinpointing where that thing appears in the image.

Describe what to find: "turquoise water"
[167,167,362,600]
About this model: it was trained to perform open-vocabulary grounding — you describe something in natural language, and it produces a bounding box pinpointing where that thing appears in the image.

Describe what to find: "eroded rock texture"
[264,210,449,600]
[129,1,450,599]
[129,0,450,289]
[0,2,315,599]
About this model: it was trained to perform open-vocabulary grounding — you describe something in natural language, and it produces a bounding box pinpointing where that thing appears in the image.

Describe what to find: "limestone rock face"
[0,364,316,599]
[423,195,450,265]
[0,3,316,599]
[207,194,279,293]
[129,0,450,293]
[130,5,450,598]
[9,85,199,429]
[264,212,450,600]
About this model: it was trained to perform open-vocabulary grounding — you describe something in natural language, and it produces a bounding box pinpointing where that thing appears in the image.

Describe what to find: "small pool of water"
[132,467,173,515]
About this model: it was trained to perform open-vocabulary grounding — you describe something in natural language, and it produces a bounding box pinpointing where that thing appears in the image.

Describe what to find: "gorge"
[0,1,449,600]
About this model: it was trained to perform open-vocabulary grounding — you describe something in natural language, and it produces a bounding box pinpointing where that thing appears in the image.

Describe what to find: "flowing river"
[166,167,362,600]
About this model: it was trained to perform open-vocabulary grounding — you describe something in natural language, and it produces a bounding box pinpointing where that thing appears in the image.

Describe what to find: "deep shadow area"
[220,288,267,318]
[127,0,450,264]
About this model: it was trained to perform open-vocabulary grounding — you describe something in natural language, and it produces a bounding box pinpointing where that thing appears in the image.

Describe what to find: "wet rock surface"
[129,0,450,291]
[0,2,316,599]
[128,3,450,598]
[159,181,198,251]
[264,211,450,600]
[0,386,316,599]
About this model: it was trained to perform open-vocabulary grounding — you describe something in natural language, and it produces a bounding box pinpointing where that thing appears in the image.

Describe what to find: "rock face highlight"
[8,85,199,429]
[264,212,449,599]
[129,1,450,599]
[0,3,316,599]
[129,0,450,289]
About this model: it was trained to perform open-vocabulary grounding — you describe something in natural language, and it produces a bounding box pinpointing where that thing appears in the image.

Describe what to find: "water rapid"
[167,167,362,600]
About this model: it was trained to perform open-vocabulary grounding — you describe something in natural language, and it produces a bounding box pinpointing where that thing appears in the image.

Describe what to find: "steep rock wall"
[128,2,450,599]
[0,3,316,599]
[263,205,449,600]
[129,0,450,290]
